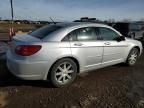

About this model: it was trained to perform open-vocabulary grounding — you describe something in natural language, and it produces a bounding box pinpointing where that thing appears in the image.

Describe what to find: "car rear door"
[68,27,104,72]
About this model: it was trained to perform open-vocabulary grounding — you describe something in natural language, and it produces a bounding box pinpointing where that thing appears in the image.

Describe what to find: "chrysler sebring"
[7,22,143,87]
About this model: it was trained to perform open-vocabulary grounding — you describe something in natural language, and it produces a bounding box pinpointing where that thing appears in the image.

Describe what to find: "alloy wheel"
[55,62,74,84]
[128,48,138,65]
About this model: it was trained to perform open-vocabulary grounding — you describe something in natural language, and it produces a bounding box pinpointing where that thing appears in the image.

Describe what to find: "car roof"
[55,22,109,28]
[42,22,121,42]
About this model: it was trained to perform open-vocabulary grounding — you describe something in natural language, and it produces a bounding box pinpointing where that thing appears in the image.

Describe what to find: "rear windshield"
[29,25,62,39]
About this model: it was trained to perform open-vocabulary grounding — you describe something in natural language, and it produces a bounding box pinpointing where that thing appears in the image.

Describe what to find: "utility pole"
[9,0,15,41]
[10,0,14,21]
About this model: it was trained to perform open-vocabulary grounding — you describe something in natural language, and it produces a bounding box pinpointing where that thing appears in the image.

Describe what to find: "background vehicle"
[110,22,144,40]
[7,22,143,87]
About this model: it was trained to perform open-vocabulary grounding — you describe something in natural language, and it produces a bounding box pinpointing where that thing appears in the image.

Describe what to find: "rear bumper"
[7,52,49,80]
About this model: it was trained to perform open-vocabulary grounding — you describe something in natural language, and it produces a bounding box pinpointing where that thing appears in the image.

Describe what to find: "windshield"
[29,25,62,39]
[129,23,141,31]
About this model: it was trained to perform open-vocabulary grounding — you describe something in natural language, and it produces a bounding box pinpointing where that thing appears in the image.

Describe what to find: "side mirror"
[115,36,125,42]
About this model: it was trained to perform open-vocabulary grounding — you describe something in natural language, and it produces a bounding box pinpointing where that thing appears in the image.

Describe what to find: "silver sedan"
[7,22,143,87]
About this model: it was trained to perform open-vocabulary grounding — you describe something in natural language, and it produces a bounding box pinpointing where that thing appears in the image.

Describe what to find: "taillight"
[15,45,42,56]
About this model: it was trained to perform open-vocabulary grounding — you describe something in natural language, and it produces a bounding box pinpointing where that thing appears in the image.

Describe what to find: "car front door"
[67,27,104,72]
[98,27,128,67]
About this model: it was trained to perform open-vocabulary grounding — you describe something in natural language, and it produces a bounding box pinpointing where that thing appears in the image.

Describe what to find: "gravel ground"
[0,42,144,108]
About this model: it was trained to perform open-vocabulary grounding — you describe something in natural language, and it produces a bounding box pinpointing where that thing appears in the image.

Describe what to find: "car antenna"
[49,17,56,24]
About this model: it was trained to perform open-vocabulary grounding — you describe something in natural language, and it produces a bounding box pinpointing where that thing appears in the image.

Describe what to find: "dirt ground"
[0,43,144,108]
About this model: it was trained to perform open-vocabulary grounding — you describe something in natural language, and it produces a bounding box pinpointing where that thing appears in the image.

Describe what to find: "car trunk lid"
[9,34,41,56]
[13,34,41,42]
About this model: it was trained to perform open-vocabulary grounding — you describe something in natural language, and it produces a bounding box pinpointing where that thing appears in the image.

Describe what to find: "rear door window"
[76,27,98,41]
[62,27,99,42]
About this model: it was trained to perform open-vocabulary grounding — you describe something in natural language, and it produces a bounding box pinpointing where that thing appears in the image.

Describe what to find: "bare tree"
[140,18,144,22]
[121,18,132,22]
[108,18,115,23]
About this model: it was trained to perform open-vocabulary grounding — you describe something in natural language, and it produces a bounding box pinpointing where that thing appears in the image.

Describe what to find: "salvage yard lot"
[0,23,35,30]
[0,23,35,41]
[0,41,144,108]
[0,23,45,41]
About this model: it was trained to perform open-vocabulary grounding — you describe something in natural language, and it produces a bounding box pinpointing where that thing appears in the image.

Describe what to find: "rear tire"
[126,48,139,66]
[50,58,77,87]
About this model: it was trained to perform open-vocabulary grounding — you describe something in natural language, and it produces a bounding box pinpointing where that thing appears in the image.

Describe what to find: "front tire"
[50,58,77,87]
[126,48,139,66]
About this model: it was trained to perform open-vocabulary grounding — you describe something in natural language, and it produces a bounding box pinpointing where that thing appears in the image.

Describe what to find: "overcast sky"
[0,0,144,21]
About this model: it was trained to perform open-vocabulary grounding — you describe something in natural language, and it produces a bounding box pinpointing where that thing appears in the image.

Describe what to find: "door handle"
[74,43,83,46]
[104,42,111,45]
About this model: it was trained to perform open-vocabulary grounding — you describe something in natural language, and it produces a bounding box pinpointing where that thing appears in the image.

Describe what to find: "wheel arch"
[133,46,140,53]
[126,46,140,61]
[46,56,80,80]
